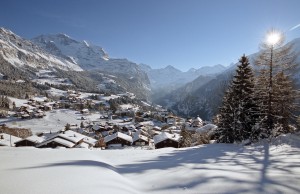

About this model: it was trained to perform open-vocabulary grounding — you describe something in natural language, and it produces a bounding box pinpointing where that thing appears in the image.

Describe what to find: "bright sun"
[266,31,281,46]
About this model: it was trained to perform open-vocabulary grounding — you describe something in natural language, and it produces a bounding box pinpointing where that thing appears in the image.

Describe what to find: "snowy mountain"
[0,28,150,99]
[0,28,83,71]
[32,34,147,76]
[32,33,150,99]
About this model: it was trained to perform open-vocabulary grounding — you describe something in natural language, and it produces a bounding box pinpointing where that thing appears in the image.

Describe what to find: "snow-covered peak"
[0,27,16,36]
[188,68,197,72]
[164,65,182,73]
[32,34,110,70]
[0,28,83,71]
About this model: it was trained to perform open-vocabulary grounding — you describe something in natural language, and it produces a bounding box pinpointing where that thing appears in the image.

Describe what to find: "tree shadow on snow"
[117,143,300,193]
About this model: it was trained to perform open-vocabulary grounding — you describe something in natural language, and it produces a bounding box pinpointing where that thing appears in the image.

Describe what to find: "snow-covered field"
[1,134,300,194]
[2,109,101,134]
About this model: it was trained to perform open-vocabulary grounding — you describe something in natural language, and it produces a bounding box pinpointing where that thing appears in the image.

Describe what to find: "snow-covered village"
[1,1,300,194]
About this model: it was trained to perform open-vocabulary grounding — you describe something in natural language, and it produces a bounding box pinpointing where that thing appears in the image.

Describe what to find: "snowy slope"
[0,28,82,71]
[1,135,300,194]
[32,34,147,76]
[32,34,109,70]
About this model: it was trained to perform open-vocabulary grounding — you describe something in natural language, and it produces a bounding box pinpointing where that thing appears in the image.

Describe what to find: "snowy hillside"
[1,134,300,194]
[0,28,82,71]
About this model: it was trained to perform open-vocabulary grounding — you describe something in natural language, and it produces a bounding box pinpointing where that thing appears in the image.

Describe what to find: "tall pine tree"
[217,55,258,143]
[255,29,297,137]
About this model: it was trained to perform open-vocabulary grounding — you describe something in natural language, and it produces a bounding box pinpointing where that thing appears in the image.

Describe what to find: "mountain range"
[2,27,298,120]
[0,27,229,103]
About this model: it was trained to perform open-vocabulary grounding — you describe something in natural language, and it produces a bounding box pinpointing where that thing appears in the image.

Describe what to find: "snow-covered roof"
[15,135,46,144]
[37,137,75,148]
[76,142,90,148]
[153,132,180,145]
[104,132,133,143]
[195,124,218,134]
[57,130,86,143]
[153,126,161,131]
[133,130,149,142]
[82,137,97,146]
[92,125,101,131]
[32,96,48,102]
[0,133,22,146]
[194,116,203,122]
[37,130,87,147]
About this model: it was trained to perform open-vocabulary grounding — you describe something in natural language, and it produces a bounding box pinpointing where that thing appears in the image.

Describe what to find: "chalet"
[36,130,96,149]
[132,131,149,146]
[15,135,45,147]
[195,124,218,138]
[190,116,203,128]
[81,109,89,115]
[0,133,22,147]
[104,132,132,148]
[153,132,180,149]
[37,137,76,148]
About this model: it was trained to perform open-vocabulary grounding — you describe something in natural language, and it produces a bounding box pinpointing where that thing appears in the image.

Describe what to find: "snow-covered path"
[1,136,300,194]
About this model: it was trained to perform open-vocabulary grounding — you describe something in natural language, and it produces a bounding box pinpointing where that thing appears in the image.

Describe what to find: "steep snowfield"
[0,28,83,71]
[31,34,145,76]
[1,134,300,194]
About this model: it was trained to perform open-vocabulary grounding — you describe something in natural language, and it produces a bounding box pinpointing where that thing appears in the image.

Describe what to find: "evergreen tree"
[217,55,258,143]
[232,55,259,141]
[216,87,235,143]
[65,123,71,131]
[255,29,297,137]
[272,72,298,134]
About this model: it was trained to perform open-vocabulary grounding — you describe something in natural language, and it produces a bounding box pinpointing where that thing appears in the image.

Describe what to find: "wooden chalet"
[0,133,22,147]
[190,116,203,127]
[153,132,180,149]
[132,131,149,146]
[104,132,132,148]
[36,130,97,149]
[15,135,45,147]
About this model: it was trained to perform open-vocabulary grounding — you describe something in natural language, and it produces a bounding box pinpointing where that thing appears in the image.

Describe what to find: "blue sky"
[1,0,300,71]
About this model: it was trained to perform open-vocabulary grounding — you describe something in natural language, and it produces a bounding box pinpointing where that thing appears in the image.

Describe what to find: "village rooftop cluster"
[0,88,216,149]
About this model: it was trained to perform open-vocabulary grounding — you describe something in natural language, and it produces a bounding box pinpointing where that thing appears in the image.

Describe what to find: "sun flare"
[266,30,282,46]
